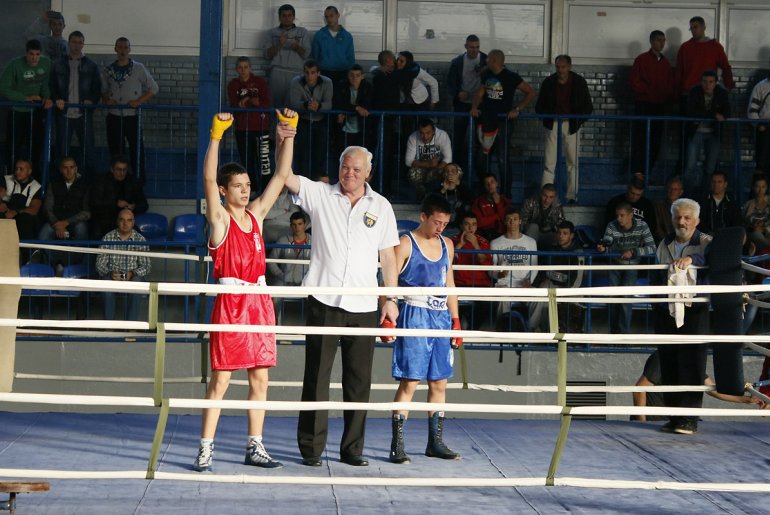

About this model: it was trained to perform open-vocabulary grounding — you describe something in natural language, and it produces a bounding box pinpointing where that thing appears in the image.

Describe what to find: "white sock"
[200,438,213,448]
[248,435,262,446]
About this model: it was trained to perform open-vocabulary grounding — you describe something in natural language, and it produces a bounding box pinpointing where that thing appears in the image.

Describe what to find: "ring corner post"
[0,220,21,393]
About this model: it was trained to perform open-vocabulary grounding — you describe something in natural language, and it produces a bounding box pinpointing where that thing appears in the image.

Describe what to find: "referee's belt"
[218,276,267,287]
[404,295,447,311]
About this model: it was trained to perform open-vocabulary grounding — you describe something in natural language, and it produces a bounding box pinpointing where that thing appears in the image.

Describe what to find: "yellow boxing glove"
[276,110,299,128]
[210,115,233,141]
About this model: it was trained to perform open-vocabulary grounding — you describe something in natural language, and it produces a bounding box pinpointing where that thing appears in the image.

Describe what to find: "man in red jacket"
[629,30,674,175]
[471,173,510,240]
[675,16,733,104]
[227,57,273,196]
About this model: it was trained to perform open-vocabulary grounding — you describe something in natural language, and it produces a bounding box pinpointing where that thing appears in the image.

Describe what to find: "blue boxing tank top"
[399,231,449,291]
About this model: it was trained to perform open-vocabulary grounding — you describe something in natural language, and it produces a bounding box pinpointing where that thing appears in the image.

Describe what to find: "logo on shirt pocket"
[364,211,378,228]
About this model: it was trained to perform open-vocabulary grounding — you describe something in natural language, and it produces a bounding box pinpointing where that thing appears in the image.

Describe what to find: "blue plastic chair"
[20,264,54,295]
[134,212,168,241]
[59,263,90,297]
[172,214,205,244]
[397,219,420,237]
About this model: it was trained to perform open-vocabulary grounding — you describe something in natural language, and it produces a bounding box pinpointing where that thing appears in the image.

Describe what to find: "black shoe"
[660,420,677,433]
[301,457,322,467]
[340,454,369,467]
[674,419,698,435]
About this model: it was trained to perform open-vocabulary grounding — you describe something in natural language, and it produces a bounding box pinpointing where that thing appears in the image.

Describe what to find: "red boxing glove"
[451,317,463,348]
[380,318,396,343]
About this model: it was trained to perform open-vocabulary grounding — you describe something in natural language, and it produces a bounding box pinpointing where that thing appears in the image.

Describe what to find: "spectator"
[604,178,657,233]
[49,30,102,177]
[490,209,539,331]
[653,176,683,242]
[267,211,311,322]
[396,51,439,111]
[405,118,452,199]
[95,208,151,321]
[288,59,333,177]
[653,198,711,435]
[89,156,149,238]
[597,202,655,335]
[683,70,730,198]
[520,183,565,248]
[747,59,770,174]
[101,37,159,179]
[0,39,52,178]
[332,64,372,152]
[698,171,741,235]
[535,54,593,204]
[369,50,416,196]
[0,159,43,243]
[38,157,90,271]
[24,10,68,60]
[262,187,303,244]
[433,163,472,230]
[470,49,536,176]
[264,3,311,108]
[471,173,511,240]
[629,30,674,175]
[743,174,770,250]
[227,56,272,195]
[532,220,584,332]
[451,212,491,329]
[675,16,734,103]
[447,35,487,167]
[311,6,355,86]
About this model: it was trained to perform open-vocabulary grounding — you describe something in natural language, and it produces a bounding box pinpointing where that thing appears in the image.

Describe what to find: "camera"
[120,272,127,280]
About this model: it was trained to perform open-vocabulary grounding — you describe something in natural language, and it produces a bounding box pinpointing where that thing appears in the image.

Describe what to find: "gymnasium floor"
[1,412,768,514]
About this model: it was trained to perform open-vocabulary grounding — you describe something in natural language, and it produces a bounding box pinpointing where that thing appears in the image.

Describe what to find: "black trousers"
[106,114,144,178]
[755,126,770,173]
[655,304,709,422]
[631,101,666,174]
[6,109,45,179]
[297,296,377,459]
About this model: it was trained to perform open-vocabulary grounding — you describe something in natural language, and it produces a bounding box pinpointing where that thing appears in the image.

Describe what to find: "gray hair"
[671,198,700,219]
[339,146,373,170]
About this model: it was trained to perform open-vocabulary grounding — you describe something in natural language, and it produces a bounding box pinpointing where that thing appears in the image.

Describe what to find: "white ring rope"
[20,241,207,262]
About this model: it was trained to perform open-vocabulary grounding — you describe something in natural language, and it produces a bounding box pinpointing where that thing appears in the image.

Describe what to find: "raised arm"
[203,113,233,245]
[250,108,298,220]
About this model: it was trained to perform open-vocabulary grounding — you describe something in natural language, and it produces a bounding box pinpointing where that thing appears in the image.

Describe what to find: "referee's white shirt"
[293,176,399,313]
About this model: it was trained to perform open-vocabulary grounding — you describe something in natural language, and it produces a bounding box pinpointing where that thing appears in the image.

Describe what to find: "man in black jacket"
[698,171,741,235]
[683,70,730,198]
[447,35,487,167]
[89,155,148,238]
[535,55,593,204]
[332,64,372,152]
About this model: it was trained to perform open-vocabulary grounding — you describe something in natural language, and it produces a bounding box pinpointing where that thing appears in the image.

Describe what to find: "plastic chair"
[20,264,55,295]
[574,224,598,248]
[397,219,420,237]
[134,212,168,241]
[172,214,205,244]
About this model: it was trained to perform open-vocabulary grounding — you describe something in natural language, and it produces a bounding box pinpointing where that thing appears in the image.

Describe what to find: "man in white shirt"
[285,145,399,467]
[489,209,539,331]
[404,118,453,200]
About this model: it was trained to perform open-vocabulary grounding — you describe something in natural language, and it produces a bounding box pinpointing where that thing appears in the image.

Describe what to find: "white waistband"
[218,276,266,287]
[404,295,448,311]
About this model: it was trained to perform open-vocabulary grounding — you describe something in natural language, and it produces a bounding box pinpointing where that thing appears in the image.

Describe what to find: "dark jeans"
[631,101,666,174]
[295,118,329,178]
[297,296,377,459]
[54,111,96,177]
[106,114,145,178]
[234,130,271,195]
[6,109,45,178]
[452,101,474,170]
[755,126,770,173]
[608,267,638,334]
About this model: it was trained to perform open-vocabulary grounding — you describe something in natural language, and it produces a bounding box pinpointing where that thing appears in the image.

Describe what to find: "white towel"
[667,265,697,328]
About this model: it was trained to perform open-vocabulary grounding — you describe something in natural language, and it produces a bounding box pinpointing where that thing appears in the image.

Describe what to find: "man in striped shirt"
[597,202,655,334]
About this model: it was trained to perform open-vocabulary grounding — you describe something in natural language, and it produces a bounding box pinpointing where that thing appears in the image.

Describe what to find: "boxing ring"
[2,235,770,513]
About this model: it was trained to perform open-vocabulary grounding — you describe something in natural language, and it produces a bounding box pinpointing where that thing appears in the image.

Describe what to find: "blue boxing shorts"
[392,298,453,381]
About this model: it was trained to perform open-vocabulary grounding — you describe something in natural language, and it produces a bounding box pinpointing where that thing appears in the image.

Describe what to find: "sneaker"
[244,441,283,468]
[55,264,64,277]
[660,420,677,433]
[674,419,698,435]
[193,443,214,472]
